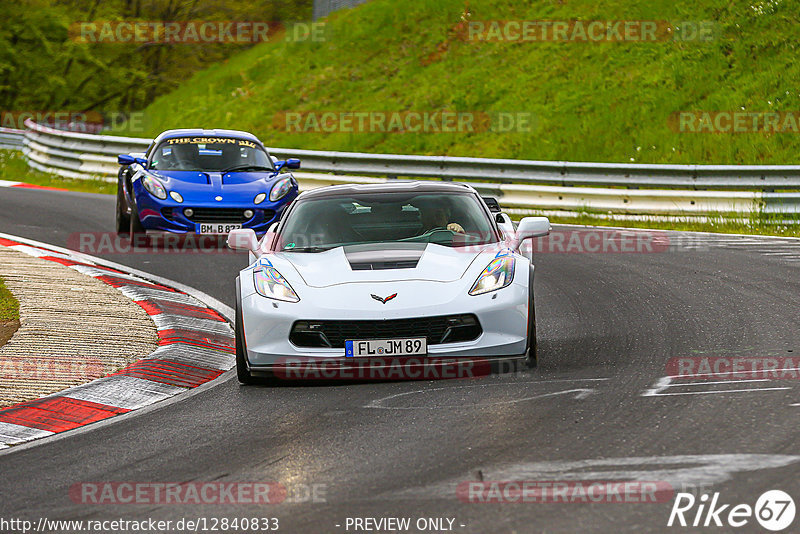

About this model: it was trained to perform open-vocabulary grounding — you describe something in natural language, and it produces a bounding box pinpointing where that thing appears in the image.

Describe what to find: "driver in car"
[419,204,465,234]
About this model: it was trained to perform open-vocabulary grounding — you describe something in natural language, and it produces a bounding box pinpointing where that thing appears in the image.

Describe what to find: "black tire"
[524,299,538,369]
[116,179,130,236]
[129,206,146,235]
[524,267,538,369]
[235,278,257,385]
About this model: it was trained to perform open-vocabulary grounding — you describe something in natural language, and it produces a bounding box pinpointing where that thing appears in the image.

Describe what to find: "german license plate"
[345,338,427,357]
[198,223,242,234]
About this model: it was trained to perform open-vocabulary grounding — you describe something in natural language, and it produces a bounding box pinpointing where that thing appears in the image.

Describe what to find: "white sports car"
[228,181,550,383]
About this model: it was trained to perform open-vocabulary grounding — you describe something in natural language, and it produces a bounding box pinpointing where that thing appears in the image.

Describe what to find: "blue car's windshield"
[149,137,273,172]
[277,192,499,252]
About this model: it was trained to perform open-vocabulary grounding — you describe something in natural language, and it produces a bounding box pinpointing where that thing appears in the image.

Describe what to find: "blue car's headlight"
[469,257,515,296]
[254,192,267,205]
[254,266,299,302]
[141,175,167,200]
[269,176,294,202]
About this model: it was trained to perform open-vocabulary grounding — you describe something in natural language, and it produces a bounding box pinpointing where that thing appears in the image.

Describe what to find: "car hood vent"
[350,259,420,271]
[345,243,424,271]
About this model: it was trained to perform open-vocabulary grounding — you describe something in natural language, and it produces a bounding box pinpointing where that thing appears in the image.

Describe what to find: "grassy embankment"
[9,0,800,235]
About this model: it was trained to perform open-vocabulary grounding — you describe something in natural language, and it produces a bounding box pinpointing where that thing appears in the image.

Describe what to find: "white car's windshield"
[277,192,498,252]
[149,137,273,172]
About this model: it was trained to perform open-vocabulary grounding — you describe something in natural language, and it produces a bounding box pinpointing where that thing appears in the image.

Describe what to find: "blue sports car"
[116,129,300,237]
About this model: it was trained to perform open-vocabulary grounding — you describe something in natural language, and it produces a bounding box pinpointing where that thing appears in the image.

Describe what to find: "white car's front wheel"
[524,268,538,369]
[235,278,257,385]
[525,300,537,369]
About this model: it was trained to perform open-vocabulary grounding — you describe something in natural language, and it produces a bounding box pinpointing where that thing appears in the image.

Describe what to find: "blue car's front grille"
[161,207,275,224]
[188,208,250,222]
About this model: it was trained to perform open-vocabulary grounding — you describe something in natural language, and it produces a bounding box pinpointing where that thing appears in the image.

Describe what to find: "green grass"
[0,276,19,323]
[115,0,800,166]
[545,212,800,237]
[100,0,800,237]
[0,150,113,195]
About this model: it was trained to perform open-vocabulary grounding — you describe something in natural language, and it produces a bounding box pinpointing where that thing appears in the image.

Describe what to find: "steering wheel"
[420,227,460,243]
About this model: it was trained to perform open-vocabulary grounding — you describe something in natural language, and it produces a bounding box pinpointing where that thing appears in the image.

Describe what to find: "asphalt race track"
[1,187,800,533]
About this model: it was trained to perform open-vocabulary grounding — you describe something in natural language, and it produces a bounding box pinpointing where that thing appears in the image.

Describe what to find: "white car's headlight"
[269,176,294,202]
[254,265,299,302]
[142,175,167,200]
[469,256,515,295]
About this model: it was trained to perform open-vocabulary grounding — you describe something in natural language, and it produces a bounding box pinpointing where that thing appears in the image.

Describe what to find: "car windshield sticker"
[284,243,296,250]
[165,137,257,147]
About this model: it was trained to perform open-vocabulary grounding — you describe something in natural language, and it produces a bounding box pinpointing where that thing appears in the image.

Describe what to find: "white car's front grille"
[289,314,482,348]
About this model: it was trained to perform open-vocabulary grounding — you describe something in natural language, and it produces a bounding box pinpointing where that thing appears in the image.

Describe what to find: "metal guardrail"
[266,149,800,191]
[13,120,800,215]
[0,127,24,151]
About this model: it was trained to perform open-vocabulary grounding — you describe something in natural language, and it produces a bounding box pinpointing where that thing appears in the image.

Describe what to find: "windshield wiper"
[222,164,274,173]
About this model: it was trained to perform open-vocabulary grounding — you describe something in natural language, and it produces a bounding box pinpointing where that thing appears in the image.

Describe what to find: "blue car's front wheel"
[116,180,130,236]
[129,206,146,236]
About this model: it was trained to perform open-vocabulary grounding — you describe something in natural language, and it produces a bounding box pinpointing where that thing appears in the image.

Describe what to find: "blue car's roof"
[152,129,264,146]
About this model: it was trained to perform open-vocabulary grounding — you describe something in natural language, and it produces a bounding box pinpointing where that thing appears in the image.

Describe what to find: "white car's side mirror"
[516,217,551,241]
[227,229,259,253]
[495,212,515,236]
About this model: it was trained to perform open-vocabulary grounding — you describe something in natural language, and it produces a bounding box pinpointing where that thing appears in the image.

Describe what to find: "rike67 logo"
[668,490,795,531]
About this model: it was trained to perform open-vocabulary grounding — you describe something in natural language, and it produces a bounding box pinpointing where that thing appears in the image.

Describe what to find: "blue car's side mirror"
[274,158,301,172]
[118,154,148,167]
